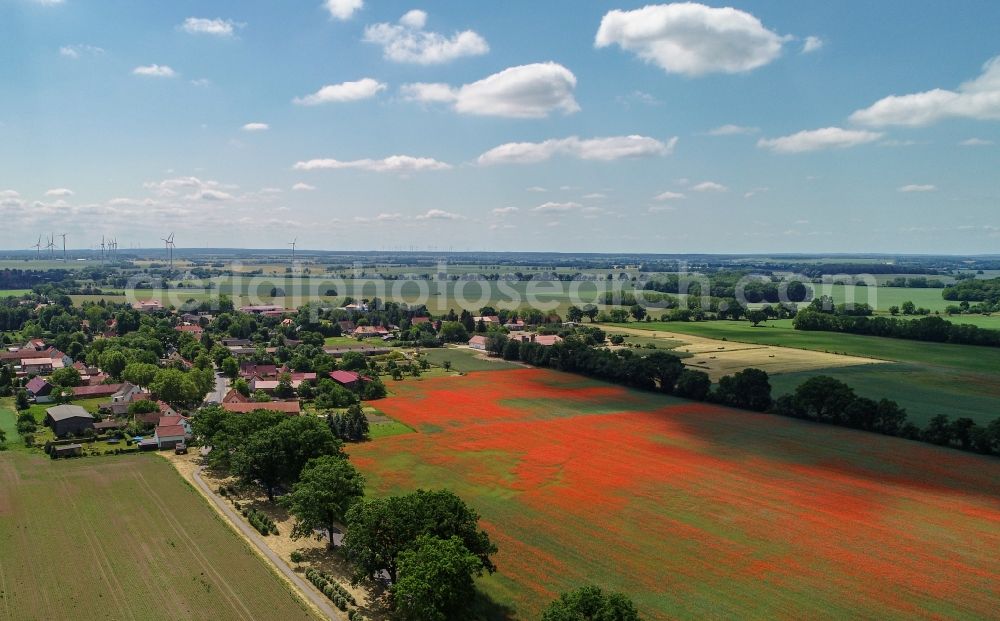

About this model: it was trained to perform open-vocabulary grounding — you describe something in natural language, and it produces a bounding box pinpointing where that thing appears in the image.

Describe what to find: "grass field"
[611,321,1000,426]
[0,451,319,620]
[350,369,1000,620]
[421,346,522,373]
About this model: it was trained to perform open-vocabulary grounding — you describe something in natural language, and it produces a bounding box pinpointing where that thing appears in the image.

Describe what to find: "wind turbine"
[288,238,297,262]
[100,236,106,263]
[59,233,67,262]
[46,234,55,258]
[32,236,42,259]
[160,232,175,269]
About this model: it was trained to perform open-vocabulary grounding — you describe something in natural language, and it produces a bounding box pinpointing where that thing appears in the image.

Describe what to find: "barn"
[44,405,95,437]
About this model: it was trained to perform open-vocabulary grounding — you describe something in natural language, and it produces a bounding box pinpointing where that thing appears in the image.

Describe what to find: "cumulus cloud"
[851,56,1000,126]
[898,184,936,193]
[0,190,23,209]
[242,122,269,132]
[324,0,363,20]
[595,3,790,76]
[293,155,451,173]
[133,64,176,78]
[708,124,759,136]
[401,62,579,118]
[293,78,386,105]
[533,201,580,212]
[363,10,488,64]
[959,137,994,146]
[492,206,519,215]
[691,181,727,192]
[415,208,464,220]
[181,17,241,37]
[477,135,675,165]
[744,187,769,198]
[757,127,883,153]
[59,44,104,59]
[802,36,824,53]
[653,191,685,201]
[292,182,316,191]
[45,188,74,197]
[143,176,237,200]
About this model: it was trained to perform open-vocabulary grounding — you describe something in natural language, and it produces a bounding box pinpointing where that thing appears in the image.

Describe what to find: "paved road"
[191,466,343,621]
[205,371,228,404]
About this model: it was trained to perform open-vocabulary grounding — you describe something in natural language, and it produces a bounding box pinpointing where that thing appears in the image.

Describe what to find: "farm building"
[51,443,83,458]
[132,300,163,312]
[174,323,204,336]
[26,376,54,403]
[352,325,389,338]
[221,401,301,415]
[154,424,187,450]
[72,383,124,399]
[468,335,488,350]
[21,358,55,375]
[329,370,362,389]
[45,405,95,437]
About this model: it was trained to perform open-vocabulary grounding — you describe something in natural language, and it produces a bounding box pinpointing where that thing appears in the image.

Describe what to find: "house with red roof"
[329,370,362,389]
[468,335,488,350]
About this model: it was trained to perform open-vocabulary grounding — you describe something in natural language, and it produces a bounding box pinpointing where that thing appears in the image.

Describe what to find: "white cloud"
[241,122,269,132]
[582,193,606,199]
[415,208,464,220]
[533,201,580,213]
[45,188,74,197]
[960,137,994,146]
[181,17,240,37]
[492,206,519,215]
[293,78,386,105]
[31,0,64,5]
[324,0,363,20]
[190,78,211,87]
[402,62,579,118]
[133,64,176,78]
[691,181,728,192]
[708,124,759,136]
[143,176,237,199]
[292,182,316,191]
[653,191,685,201]
[293,155,452,173]
[850,56,1000,126]
[477,135,675,165]
[616,90,660,106]
[0,190,23,209]
[363,10,488,65]
[647,205,675,213]
[59,44,104,59]
[757,127,883,153]
[526,186,547,193]
[595,3,789,76]
[898,184,936,193]
[744,187,769,198]
[802,36,824,53]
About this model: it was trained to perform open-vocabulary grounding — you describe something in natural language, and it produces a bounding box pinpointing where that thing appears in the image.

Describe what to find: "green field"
[0,450,319,620]
[612,321,1000,426]
[421,346,522,373]
[0,289,31,298]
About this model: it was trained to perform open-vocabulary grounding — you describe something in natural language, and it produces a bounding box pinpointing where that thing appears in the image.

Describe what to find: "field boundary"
[157,453,342,621]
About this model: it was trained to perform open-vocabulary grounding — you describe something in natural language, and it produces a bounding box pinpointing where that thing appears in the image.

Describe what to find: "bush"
[290,550,304,563]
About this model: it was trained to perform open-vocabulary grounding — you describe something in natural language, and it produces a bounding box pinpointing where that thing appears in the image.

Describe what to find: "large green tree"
[282,455,365,546]
[393,535,483,621]
[343,489,496,585]
[541,585,641,621]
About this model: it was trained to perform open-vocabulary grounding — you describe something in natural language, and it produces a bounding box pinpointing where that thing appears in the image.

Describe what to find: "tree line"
[793,308,1000,348]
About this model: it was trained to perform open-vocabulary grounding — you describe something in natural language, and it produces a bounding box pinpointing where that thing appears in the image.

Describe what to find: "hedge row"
[304,568,357,612]
[240,506,278,536]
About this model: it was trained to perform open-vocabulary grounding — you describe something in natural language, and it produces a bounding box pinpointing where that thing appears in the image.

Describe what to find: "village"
[4,296,571,461]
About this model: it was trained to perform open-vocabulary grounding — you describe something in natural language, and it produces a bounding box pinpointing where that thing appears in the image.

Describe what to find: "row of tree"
[793,309,1000,348]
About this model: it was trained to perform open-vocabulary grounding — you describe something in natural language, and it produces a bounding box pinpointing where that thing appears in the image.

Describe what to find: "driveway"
[205,370,228,404]
[191,466,344,621]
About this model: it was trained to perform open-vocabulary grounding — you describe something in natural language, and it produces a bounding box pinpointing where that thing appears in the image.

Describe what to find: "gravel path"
[191,466,344,621]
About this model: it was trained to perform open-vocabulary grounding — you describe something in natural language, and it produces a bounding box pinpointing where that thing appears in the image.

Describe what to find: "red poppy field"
[349,368,1000,620]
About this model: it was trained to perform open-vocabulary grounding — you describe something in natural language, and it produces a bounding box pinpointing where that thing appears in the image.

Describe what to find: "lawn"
[611,321,1000,425]
[421,346,522,373]
[0,451,320,620]
[350,369,1000,620]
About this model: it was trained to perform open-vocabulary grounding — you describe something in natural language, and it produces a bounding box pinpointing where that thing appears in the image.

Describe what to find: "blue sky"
[1,0,998,253]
